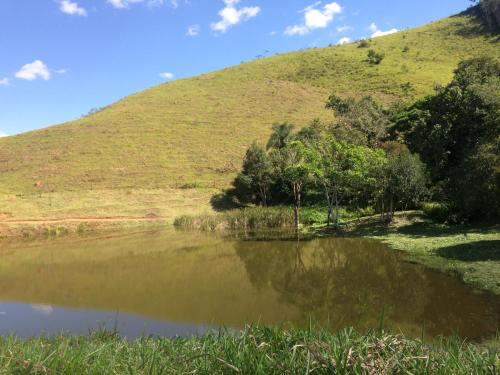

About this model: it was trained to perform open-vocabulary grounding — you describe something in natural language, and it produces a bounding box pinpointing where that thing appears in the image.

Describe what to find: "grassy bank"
[0,327,497,374]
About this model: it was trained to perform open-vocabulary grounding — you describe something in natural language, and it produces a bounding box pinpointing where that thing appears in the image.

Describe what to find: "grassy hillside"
[0,11,499,221]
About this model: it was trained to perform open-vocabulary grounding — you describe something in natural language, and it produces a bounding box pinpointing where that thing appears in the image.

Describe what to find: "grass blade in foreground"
[0,327,497,374]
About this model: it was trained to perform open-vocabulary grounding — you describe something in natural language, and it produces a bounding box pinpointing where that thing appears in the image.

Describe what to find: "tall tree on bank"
[390,57,500,219]
[233,143,274,206]
[279,141,315,229]
[313,138,386,226]
[378,143,428,221]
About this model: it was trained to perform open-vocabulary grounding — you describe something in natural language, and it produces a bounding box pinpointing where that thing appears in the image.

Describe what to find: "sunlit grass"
[0,327,497,374]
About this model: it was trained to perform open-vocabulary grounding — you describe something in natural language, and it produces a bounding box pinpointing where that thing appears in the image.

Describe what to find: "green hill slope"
[0,11,499,222]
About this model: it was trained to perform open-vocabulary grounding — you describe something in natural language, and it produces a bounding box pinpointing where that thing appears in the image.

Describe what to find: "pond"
[0,229,498,341]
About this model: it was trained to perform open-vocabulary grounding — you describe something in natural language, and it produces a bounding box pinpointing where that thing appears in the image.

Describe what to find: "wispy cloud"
[59,0,87,16]
[370,22,398,38]
[0,78,9,86]
[211,0,261,33]
[108,0,164,9]
[187,24,200,36]
[285,2,342,36]
[170,0,188,8]
[336,25,353,33]
[159,72,174,80]
[15,60,51,81]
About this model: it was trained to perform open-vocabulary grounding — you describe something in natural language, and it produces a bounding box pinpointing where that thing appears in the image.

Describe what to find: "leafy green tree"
[326,95,389,147]
[233,143,274,206]
[313,138,387,226]
[378,143,428,220]
[266,123,294,150]
[294,119,324,145]
[280,141,315,228]
[390,57,500,219]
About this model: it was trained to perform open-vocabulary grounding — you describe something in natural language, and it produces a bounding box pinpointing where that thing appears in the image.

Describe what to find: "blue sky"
[0,0,471,136]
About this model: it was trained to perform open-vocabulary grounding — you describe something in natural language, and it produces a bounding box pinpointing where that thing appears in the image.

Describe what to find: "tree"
[233,143,273,206]
[266,123,294,150]
[390,57,500,219]
[471,0,500,31]
[280,141,315,229]
[379,144,427,220]
[294,119,324,145]
[313,138,387,226]
[326,94,389,147]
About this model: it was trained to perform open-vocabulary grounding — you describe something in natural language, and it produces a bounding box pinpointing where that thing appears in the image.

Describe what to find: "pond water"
[0,229,498,341]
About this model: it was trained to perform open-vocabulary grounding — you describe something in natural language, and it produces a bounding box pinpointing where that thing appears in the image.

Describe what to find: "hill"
[0,10,499,223]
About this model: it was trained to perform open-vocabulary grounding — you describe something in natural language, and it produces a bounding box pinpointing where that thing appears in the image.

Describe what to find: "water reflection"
[0,230,497,341]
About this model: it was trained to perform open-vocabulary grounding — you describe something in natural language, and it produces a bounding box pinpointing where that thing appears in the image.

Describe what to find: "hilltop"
[0,9,499,224]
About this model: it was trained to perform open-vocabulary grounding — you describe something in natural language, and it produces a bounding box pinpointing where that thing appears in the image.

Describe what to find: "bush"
[421,202,459,223]
[301,207,327,225]
[367,49,385,65]
[358,39,370,48]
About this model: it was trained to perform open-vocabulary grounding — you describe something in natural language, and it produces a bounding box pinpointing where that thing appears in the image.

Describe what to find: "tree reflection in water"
[234,236,500,340]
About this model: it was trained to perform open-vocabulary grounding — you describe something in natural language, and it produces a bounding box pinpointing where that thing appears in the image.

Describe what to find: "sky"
[0,0,472,136]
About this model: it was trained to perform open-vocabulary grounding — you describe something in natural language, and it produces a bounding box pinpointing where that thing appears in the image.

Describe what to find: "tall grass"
[174,206,376,231]
[174,206,297,231]
[0,327,497,374]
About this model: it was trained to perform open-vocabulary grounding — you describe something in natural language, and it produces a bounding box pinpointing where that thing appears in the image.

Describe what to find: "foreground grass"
[0,327,498,374]
[341,213,500,295]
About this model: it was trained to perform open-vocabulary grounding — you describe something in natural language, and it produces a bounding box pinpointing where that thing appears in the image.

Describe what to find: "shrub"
[358,39,370,48]
[421,202,458,223]
[367,49,385,65]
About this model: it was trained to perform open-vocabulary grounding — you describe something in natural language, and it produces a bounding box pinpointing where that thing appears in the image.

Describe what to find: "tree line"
[228,57,499,228]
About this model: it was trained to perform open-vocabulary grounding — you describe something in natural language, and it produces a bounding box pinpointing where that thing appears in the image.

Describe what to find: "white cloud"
[170,0,188,8]
[0,131,7,137]
[187,24,200,36]
[285,2,342,36]
[55,68,68,74]
[59,1,87,16]
[159,72,174,80]
[15,60,51,81]
[211,0,261,33]
[370,22,398,38]
[336,25,353,33]
[108,0,164,9]
[337,37,351,45]
[0,78,8,86]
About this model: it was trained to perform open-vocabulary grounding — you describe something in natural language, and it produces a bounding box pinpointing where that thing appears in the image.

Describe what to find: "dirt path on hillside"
[0,216,165,225]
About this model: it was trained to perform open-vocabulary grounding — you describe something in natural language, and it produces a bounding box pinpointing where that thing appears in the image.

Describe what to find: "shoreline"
[1,210,499,296]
